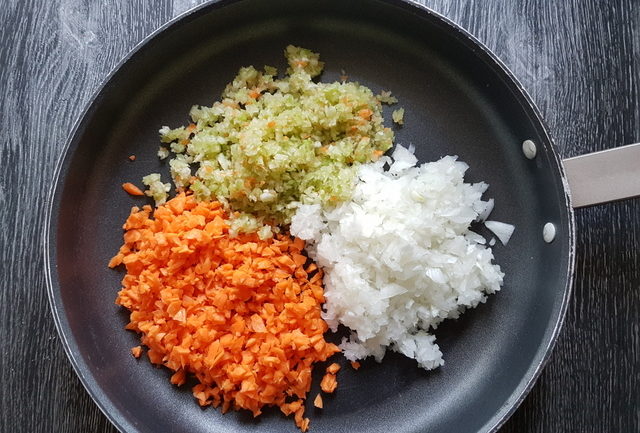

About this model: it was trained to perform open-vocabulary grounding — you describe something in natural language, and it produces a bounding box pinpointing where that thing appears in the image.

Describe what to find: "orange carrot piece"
[300,417,310,432]
[320,373,337,393]
[313,393,323,409]
[292,237,305,251]
[170,369,186,386]
[326,363,341,374]
[122,182,144,196]
[358,108,373,120]
[131,346,142,358]
[128,155,136,161]
[350,361,361,370]
[292,253,307,267]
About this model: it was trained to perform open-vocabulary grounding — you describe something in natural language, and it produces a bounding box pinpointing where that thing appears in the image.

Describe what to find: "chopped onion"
[477,198,495,221]
[291,145,505,370]
[484,220,515,245]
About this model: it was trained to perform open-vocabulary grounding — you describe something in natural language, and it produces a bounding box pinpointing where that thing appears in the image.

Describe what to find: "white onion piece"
[484,220,515,245]
[477,198,495,221]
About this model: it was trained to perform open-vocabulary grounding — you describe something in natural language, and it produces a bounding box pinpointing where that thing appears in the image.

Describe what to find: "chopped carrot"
[292,253,307,267]
[110,193,339,431]
[357,108,373,120]
[122,182,144,196]
[350,361,360,370]
[313,393,323,409]
[170,369,186,386]
[326,363,341,374]
[372,150,384,160]
[128,155,136,161]
[267,121,276,128]
[186,123,197,133]
[300,418,310,432]
[320,373,337,393]
[248,90,261,99]
[131,346,142,358]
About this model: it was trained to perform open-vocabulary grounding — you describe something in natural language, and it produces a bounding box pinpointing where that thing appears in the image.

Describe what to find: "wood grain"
[0,0,637,432]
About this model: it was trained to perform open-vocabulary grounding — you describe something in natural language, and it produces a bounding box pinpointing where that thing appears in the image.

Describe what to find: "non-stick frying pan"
[44,1,640,432]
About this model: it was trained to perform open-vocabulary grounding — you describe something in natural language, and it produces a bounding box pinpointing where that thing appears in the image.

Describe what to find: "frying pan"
[43,0,640,432]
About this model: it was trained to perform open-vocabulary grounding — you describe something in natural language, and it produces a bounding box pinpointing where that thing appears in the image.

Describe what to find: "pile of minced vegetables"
[111,46,513,431]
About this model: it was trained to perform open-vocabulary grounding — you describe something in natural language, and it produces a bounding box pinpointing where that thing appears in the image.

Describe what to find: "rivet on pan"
[522,139,537,159]
[543,222,556,243]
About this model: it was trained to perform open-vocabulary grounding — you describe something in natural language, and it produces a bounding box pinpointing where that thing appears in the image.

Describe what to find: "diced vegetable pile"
[112,46,509,432]
[110,194,339,430]
[150,46,393,236]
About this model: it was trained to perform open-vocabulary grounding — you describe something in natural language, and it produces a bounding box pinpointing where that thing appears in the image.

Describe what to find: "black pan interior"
[47,0,573,432]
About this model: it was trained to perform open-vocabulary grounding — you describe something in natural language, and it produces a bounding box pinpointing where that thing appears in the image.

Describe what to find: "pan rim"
[43,1,576,432]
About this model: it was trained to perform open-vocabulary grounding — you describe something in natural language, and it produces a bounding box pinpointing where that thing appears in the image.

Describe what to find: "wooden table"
[1,0,638,431]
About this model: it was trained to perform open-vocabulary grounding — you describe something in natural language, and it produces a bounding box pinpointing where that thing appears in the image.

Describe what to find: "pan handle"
[563,142,640,208]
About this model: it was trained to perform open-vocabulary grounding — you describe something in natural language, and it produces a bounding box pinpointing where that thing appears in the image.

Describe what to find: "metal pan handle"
[563,142,640,208]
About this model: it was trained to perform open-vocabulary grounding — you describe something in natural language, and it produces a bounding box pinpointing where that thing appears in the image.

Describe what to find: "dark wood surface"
[1,0,638,432]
